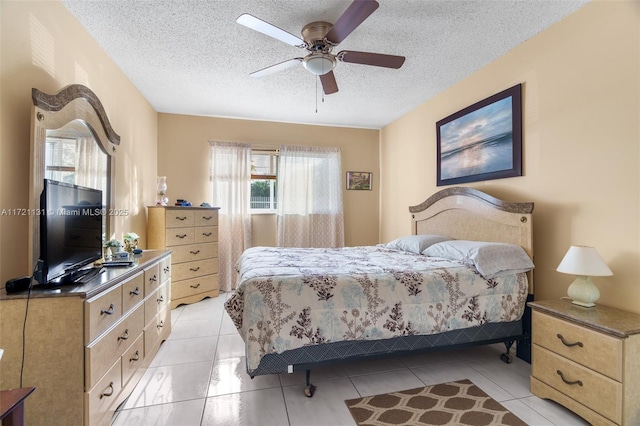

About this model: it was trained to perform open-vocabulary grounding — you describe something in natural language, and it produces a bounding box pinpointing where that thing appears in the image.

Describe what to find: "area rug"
[345,379,526,426]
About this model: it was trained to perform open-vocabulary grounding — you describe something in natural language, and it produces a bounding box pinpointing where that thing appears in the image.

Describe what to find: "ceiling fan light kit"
[237,0,405,95]
[303,54,336,76]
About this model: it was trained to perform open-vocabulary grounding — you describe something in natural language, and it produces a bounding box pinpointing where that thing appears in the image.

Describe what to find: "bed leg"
[304,369,316,397]
[500,340,515,364]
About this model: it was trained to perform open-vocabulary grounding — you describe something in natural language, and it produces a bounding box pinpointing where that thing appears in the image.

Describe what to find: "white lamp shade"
[556,245,613,277]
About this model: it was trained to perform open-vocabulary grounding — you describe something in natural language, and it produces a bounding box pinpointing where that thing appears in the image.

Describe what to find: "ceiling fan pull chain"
[315,76,318,113]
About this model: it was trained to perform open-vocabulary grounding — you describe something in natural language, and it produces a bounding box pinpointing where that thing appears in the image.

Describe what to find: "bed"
[225,187,534,396]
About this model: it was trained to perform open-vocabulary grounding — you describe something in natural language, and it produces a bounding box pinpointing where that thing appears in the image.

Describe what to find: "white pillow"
[423,240,534,279]
[384,235,452,254]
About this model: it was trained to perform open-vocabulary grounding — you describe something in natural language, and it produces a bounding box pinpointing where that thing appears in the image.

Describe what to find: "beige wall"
[157,113,380,247]
[0,1,158,285]
[158,114,379,246]
[380,1,640,313]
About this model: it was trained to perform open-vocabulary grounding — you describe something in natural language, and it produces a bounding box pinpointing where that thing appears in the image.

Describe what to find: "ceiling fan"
[237,0,405,95]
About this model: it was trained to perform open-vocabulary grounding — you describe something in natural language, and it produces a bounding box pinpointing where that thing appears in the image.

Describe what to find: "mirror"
[29,84,119,267]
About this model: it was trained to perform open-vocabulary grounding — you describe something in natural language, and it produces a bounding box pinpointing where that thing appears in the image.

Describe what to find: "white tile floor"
[112,293,589,426]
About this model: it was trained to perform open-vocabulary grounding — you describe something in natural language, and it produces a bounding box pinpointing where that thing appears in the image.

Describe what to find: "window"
[45,137,76,183]
[250,150,278,212]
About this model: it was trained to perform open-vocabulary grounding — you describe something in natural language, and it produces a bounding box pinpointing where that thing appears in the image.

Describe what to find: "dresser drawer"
[195,226,218,243]
[122,334,144,387]
[144,282,171,325]
[172,274,218,300]
[195,211,218,227]
[85,284,123,344]
[85,358,122,426]
[122,273,144,314]
[532,345,622,423]
[144,262,160,295]
[172,259,218,281]
[144,305,170,356]
[160,256,171,282]
[166,209,195,228]
[85,307,145,389]
[165,227,195,246]
[532,310,622,380]
[171,243,218,264]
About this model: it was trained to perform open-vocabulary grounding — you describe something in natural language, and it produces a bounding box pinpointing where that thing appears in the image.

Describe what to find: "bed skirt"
[249,320,524,377]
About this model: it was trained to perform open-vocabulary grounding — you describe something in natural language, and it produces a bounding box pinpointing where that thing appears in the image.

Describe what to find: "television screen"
[40,179,103,284]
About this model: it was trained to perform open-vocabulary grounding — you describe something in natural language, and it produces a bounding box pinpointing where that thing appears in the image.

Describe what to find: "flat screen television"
[38,179,104,285]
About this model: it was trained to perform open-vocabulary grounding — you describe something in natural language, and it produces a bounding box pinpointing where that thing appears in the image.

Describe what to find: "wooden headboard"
[409,187,534,294]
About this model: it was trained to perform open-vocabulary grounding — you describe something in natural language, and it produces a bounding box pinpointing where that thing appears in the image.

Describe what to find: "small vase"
[156,176,168,206]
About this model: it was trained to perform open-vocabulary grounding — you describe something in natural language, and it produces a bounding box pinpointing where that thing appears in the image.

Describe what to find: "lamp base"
[571,300,595,308]
[567,275,600,308]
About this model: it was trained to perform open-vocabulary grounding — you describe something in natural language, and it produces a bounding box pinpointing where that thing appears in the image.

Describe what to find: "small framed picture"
[346,171,372,190]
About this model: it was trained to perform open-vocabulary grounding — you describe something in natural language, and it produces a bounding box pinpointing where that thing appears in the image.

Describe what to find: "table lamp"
[556,245,613,307]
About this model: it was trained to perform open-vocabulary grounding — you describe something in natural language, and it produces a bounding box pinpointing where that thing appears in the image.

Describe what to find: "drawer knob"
[190,250,200,255]
[203,232,212,237]
[130,287,140,296]
[557,370,583,387]
[176,234,187,238]
[118,329,129,341]
[190,283,201,289]
[164,266,170,273]
[130,350,140,362]
[157,321,164,329]
[149,275,158,282]
[190,266,200,272]
[556,333,583,348]
[176,216,187,221]
[100,304,115,315]
[100,382,114,399]
[157,295,164,303]
[202,216,212,220]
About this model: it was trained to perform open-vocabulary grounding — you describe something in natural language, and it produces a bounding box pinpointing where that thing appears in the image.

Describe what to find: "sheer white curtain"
[276,145,344,247]
[209,141,252,292]
[75,136,107,205]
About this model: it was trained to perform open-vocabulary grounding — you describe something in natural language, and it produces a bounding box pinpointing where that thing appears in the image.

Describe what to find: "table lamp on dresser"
[556,245,613,307]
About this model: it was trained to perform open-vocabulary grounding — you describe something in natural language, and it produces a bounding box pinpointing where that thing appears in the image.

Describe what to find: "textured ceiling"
[61,0,589,129]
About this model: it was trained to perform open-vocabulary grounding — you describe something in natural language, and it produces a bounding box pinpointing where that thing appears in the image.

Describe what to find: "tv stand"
[0,250,172,425]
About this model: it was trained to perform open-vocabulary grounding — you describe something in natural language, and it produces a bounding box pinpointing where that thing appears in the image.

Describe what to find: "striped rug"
[345,379,526,426]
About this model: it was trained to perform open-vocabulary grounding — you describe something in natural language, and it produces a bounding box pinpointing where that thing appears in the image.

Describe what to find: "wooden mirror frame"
[29,84,120,267]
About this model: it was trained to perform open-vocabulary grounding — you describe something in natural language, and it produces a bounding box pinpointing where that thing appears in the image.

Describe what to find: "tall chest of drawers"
[147,206,220,308]
[529,300,640,425]
[0,250,171,426]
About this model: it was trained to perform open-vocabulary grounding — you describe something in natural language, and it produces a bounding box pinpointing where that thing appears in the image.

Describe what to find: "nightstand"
[529,300,640,425]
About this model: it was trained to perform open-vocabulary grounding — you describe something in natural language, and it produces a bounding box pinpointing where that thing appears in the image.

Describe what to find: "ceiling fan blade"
[237,14,305,47]
[325,0,379,45]
[320,71,339,95]
[250,58,303,78]
[338,50,405,69]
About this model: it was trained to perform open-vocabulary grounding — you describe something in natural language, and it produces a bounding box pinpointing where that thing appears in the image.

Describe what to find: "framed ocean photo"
[436,84,522,186]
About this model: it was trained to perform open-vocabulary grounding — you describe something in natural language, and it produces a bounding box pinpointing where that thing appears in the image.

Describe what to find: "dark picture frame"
[436,84,522,186]
[346,171,372,190]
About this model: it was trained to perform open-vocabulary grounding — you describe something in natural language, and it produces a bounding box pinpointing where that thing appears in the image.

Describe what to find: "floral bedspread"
[224,246,528,374]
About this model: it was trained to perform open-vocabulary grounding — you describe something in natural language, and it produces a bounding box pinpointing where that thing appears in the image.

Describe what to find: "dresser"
[147,206,220,308]
[0,250,172,426]
[529,300,640,425]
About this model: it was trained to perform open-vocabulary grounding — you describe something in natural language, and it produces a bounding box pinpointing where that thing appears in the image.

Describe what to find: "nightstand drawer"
[532,345,622,424]
[532,310,622,380]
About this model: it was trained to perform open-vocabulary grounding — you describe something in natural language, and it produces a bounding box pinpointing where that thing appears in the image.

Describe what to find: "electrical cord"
[19,264,37,388]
